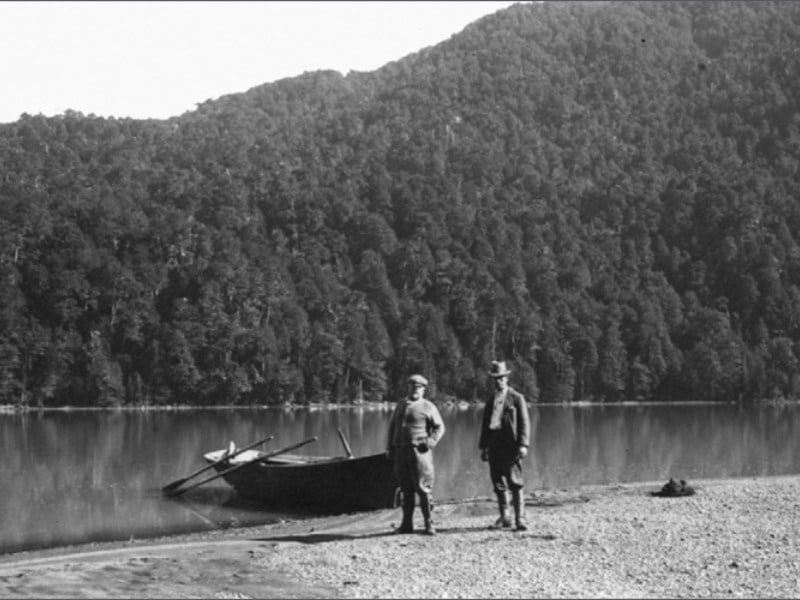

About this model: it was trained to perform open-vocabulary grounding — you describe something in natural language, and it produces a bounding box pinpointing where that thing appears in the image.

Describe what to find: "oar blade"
[162,478,188,493]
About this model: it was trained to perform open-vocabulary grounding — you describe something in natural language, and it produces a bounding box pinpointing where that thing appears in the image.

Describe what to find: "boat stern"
[204,448,261,464]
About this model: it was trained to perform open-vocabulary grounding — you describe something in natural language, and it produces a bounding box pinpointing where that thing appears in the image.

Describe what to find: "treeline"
[1,1,800,407]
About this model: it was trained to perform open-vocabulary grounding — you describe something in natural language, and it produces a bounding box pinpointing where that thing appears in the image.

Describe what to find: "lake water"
[2,402,800,555]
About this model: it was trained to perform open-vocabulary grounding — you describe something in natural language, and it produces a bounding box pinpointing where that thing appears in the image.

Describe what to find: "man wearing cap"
[478,360,531,531]
[386,374,446,535]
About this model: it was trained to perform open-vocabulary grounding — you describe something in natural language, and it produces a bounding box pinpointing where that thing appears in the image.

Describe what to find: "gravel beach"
[1,475,799,598]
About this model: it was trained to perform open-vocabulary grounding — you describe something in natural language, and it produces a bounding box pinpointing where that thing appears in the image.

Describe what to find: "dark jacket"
[478,386,530,450]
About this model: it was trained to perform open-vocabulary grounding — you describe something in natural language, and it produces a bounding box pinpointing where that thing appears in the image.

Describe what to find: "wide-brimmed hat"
[407,374,428,387]
[489,361,512,378]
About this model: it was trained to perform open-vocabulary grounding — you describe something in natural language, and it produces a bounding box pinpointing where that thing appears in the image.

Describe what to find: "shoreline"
[2,474,799,598]
[2,398,787,415]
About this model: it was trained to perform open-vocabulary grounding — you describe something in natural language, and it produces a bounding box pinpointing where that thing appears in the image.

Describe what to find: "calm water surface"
[2,403,800,555]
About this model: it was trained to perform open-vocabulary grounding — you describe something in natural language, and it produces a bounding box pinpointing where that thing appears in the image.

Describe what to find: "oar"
[162,435,274,494]
[337,428,353,458]
[166,436,319,497]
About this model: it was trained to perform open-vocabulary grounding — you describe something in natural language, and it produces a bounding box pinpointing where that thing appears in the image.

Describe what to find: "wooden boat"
[202,447,400,513]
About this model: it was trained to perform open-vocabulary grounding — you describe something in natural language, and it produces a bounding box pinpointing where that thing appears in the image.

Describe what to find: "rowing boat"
[202,447,400,513]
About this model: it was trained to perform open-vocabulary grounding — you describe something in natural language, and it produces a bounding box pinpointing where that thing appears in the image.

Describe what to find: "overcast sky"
[0,1,525,124]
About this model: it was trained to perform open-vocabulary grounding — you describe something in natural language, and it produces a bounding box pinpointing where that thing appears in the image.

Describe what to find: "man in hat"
[478,360,531,531]
[386,374,445,535]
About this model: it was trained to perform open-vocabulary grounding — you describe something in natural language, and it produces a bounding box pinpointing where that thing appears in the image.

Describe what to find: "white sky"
[0,1,524,124]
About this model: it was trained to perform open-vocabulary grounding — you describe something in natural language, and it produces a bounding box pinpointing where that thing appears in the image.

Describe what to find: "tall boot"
[511,487,528,531]
[396,491,414,533]
[419,492,436,535]
[490,491,512,529]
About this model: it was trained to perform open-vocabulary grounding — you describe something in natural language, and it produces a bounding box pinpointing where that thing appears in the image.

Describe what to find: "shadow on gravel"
[254,531,397,545]
[247,494,590,546]
[526,496,592,508]
[434,525,558,540]
[256,525,561,543]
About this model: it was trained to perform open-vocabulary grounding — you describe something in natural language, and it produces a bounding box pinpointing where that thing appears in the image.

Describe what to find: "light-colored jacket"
[387,398,445,451]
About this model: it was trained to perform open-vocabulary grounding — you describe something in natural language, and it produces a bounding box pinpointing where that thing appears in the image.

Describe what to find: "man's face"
[493,375,508,391]
[409,383,426,399]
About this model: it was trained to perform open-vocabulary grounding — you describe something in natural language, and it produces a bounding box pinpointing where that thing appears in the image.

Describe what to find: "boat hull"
[204,451,400,513]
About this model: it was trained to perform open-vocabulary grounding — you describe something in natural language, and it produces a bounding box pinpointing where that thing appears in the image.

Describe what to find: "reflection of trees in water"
[435,404,800,497]
[433,406,486,500]
[5,405,800,553]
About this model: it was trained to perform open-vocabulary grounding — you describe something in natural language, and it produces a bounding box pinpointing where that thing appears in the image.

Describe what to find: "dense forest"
[1,1,800,407]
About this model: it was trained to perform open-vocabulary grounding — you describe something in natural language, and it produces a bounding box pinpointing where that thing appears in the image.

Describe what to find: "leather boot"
[396,491,414,533]
[511,488,528,531]
[490,491,512,529]
[420,493,436,535]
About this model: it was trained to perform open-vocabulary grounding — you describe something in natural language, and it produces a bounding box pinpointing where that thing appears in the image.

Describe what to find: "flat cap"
[407,374,428,387]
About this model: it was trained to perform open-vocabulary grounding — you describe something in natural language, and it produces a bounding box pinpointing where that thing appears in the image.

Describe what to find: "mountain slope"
[1,1,799,406]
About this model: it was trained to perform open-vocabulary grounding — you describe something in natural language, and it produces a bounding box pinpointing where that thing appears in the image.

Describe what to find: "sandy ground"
[2,475,800,599]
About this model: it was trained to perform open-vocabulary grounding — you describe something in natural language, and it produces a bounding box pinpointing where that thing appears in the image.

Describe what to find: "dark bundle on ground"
[651,478,696,497]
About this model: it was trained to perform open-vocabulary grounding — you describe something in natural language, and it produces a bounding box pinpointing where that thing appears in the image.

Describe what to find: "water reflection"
[2,403,800,554]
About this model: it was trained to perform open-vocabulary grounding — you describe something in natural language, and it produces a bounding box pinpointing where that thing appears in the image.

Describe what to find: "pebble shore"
[2,476,799,598]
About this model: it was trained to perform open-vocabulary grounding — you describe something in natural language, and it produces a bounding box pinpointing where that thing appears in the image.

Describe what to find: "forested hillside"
[2,1,800,407]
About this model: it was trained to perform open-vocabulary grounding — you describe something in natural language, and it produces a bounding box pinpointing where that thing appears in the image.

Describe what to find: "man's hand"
[480,448,489,462]
[416,440,429,453]
[518,446,528,459]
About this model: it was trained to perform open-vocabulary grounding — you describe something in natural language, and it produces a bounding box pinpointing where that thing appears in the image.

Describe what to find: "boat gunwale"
[203,449,383,467]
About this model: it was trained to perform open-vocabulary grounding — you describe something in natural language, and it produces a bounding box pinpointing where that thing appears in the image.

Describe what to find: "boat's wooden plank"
[262,454,346,465]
